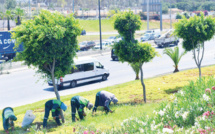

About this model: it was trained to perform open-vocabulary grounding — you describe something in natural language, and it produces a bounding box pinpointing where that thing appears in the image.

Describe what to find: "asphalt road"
[0,39,215,109]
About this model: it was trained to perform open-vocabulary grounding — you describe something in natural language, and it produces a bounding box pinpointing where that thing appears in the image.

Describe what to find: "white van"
[48,58,109,89]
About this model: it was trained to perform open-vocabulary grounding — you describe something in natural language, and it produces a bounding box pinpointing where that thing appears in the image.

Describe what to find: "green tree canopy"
[174,13,215,77]
[113,11,141,42]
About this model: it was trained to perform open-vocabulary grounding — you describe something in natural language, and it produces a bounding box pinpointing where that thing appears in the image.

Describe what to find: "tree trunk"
[51,59,65,123]
[173,66,179,73]
[17,16,21,25]
[7,17,10,31]
[135,74,139,80]
[139,63,146,103]
[51,72,65,123]
[198,65,201,78]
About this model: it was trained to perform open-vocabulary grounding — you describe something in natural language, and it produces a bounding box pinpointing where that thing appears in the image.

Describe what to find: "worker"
[71,96,93,122]
[2,107,17,134]
[92,91,118,114]
[43,100,67,128]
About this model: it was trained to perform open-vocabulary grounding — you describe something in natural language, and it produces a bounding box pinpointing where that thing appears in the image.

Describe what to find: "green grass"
[1,65,215,133]
[78,19,172,32]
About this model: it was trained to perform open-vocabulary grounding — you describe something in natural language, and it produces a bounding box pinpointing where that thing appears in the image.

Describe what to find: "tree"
[5,10,14,30]
[14,7,24,25]
[113,11,158,103]
[5,0,16,10]
[12,10,81,122]
[174,13,215,78]
[163,46,186,73]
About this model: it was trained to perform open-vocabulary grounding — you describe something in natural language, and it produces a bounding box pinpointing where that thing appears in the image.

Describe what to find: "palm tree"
[0,12,4,30]
[5,10,14,31]
[14,7,24,25]
[130,62,140,80]
[163,46,186,73]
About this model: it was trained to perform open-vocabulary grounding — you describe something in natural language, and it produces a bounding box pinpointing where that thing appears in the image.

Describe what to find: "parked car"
[86,41,96,48]
[79,41,95,51]
[140,33,155,42]
[145,29,161,35]
[106,36,117,43]
[114,36,124,43]
[154,30,179,48]
[48,58,109,89]
[93,41,111,49]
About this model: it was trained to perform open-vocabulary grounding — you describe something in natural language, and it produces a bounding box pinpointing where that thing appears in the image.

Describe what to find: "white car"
[48,58,110,89]
[106,36,117,43]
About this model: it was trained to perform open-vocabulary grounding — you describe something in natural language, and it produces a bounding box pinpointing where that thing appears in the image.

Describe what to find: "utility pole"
[29,0,31,18]
[170,0,172,29]
[147,0,149,30]
[73,0,74,13]
[98,0,102,50]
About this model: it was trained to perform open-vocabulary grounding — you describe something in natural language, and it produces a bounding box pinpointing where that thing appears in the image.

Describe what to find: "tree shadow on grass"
[164,86,182,94]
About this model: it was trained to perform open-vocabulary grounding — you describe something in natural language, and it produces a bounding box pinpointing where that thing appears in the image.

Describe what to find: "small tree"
[163,46,186,73]
[174,13,215,78]
[113,11,158,102]
[12,10,81,122]
[5,10,14,30]
[14,7,24,25]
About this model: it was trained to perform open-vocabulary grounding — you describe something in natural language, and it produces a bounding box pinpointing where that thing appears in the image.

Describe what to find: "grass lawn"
[0,65,215,133]
[78,19,172,32]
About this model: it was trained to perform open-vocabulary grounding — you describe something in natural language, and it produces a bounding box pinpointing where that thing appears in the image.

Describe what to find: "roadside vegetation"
[1,65,215,133]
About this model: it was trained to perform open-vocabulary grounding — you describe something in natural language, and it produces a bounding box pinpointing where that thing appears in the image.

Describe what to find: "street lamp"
[98,0,102,50]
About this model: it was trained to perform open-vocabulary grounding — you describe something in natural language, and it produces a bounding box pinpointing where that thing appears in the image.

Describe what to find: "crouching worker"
[43,100,67,128]
[93,91,118,114]
[71,96,93,122]
[2,107,17,134]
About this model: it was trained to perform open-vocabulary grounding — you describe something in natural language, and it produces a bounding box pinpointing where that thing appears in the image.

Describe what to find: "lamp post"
[147,0,149,30]
[98,0,102,50]
[73,0,74,13]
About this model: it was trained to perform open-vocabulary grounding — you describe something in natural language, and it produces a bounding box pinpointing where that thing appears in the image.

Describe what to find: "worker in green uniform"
[92,91,118,114]
[2,107,17,134]
[43,100,67,128]
[71,96,93,122]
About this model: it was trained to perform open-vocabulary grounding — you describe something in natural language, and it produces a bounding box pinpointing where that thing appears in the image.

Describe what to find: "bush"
[152,14,160,20]
[106,76,215,133]
[139,11,147,20]
[162,6,168,14]
[183,12,190,19]
[176,13,182,19]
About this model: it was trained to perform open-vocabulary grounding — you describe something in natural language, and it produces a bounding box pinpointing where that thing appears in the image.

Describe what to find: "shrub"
[139,11,147,20]
[176,13,182,19]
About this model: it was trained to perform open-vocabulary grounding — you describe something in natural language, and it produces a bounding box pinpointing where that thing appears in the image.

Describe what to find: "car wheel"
[115,57,118,61]
[70,81,76,88]
[102,74,107,81]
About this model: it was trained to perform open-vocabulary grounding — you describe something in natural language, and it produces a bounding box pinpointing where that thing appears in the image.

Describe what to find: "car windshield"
[146,31,152,34]
[142,34,150,39]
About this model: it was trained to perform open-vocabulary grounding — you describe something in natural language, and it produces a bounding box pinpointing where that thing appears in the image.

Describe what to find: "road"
[0,39,215,109]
